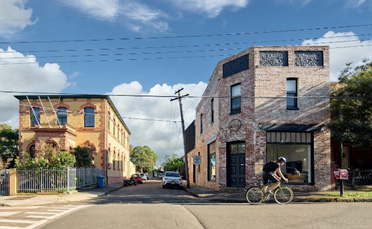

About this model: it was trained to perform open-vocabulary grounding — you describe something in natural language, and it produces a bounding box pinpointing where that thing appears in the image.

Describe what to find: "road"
[0,180,371,229]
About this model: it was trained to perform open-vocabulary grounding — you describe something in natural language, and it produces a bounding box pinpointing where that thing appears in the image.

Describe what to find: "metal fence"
[76,168,104,189]
[0,170,10,196]
[17,168,104,193]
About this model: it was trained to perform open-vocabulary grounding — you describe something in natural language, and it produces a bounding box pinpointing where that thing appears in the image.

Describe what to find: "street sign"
[192,156,201,165]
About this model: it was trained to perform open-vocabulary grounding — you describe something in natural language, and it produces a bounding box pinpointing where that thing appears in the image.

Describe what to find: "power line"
[1,23,371,45]
[1,44,372,66]
[3,33,371,54]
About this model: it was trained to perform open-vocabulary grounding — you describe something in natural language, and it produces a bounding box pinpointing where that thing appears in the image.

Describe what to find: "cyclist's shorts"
[263,172,279,185]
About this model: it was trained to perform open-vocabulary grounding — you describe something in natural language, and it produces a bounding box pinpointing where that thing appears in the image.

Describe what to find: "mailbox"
[333,169,349,180]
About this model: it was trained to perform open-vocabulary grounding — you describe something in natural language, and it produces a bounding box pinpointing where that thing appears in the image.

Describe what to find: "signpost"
[192,156,201,191]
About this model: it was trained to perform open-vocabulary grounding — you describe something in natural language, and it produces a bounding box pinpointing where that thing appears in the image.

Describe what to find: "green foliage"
[0,124,18,168]
[130,145,158,173]
[15,145,76,169]
[328,59,372,149]
[162,154,184,172]
[73,146,93,167]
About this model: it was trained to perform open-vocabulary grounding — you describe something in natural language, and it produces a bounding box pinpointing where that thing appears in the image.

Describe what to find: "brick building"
[186,46,332,191]
[14,95,135,184]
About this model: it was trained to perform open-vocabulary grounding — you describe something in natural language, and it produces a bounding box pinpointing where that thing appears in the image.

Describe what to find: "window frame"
[286,78,298,110]
[30,107,40,127]
[211,98,214,123]
[230,83,241,114]
[84,107,95,127]
[57,107,68,125]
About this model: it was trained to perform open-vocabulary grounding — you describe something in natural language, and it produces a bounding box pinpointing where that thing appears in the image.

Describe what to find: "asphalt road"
[40,180,372,229]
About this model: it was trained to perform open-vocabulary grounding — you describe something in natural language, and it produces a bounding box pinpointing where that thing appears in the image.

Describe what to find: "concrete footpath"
[1,182,371,206]
[183,183,372,203]
[0,182,124,206]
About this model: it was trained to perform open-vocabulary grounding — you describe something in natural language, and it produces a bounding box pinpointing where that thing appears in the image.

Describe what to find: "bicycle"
[245,180,293,205]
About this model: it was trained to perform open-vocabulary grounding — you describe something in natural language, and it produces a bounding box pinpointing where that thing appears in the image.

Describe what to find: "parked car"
[158,172,164,179]
[162,171,182,189]
[131,174,143,184]
[140,173,148,181]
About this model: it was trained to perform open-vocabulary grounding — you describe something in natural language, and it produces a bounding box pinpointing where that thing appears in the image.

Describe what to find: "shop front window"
[267,132,313,184]
[208,142,216,181]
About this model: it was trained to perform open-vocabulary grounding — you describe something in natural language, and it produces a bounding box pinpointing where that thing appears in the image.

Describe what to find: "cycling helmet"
[278,157,287,163]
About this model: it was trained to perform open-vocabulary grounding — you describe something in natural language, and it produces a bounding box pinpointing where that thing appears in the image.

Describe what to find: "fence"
[349,168,372,186]
[17,168,104,193]
[0,170,10,196]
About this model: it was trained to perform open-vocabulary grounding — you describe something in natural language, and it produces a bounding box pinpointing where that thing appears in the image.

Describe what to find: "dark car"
[131,174,143,184]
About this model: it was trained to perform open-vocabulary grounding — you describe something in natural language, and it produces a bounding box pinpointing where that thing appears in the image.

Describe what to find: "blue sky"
[1,0,372,165]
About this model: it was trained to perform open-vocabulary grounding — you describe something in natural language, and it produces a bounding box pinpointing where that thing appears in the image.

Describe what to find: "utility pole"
[171,88,190,188]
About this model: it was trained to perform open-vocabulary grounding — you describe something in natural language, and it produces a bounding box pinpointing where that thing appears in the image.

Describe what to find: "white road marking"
[0,205,88,229]
[0,219,37,224]
[0,213,19,217]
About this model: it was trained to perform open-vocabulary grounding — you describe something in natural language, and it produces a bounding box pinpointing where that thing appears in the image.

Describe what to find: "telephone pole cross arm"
[170,88,190,189]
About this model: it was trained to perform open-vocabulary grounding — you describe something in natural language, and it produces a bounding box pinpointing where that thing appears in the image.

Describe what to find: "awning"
[259,124,324,132]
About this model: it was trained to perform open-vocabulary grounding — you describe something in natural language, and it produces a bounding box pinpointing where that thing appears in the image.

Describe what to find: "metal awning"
[259,124,324,132]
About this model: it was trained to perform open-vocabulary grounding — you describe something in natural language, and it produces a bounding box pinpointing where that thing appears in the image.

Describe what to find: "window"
[84,107,95,127]
[286,78,298,110]
[107,112,110,130]
[223,54,249,78]
[266,131,313,184]
[57,107,68,125]
[208,142,216,181]
[29,145,36,158]
[211,98,214,123]
[231,84,241,114]
[113,119,116,135]
[30,107,40,127]
[200,114,203,134]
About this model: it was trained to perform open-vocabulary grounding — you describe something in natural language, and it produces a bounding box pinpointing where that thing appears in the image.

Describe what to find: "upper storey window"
[260,51,288,66]
[295,51,323,66]
[286,78,298,110]
[223,54,249,78]
[231,84,241,114]
[30,107,40,127]
[84,107,95,127]
[57,107,68,125]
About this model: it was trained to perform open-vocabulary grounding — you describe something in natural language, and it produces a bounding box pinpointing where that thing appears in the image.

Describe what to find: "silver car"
[162,171,182,189]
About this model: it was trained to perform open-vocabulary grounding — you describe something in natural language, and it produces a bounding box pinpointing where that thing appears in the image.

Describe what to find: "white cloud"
[109,81,207,165]
[345,0,368,7]
[168,0,249,18]
[302,31,372,81]
[64,0,120,21]
[0,47,69,128]
[120,1,169,33]
[0,0,36,37]
[64,0,169,32]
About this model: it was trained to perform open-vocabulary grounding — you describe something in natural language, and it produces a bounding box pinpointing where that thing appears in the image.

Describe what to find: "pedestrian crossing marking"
[0,205,88,229]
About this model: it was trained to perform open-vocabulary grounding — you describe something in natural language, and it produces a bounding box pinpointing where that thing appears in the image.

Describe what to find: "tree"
[162,154,184,172]
[0,124,18,168]
[73,146,94,167]
[130,145,158,173]
[328,59,372,149]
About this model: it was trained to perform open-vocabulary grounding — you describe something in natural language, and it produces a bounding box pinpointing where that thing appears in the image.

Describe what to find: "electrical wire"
[1,23,371,45]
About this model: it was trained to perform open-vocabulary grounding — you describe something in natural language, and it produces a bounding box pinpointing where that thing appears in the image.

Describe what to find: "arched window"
[57,107,68,125]
[30,107,40,127]
[29,145,36,158]
[84,107,95,127]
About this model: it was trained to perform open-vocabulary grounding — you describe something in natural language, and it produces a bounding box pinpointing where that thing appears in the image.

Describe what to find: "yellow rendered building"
[14,94,135,184]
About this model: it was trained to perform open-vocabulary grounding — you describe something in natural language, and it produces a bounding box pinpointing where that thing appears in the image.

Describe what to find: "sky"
[1,0,372,166]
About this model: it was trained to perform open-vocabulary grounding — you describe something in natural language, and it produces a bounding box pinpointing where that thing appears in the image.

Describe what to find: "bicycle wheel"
[273,186,293,205]
[245,186,264,204]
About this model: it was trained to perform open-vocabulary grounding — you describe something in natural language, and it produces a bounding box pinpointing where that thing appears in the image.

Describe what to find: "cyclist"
[262,157,288,195]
